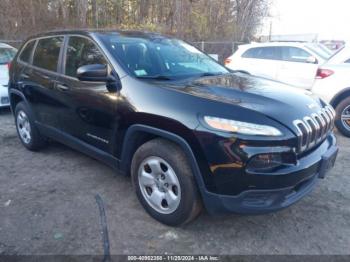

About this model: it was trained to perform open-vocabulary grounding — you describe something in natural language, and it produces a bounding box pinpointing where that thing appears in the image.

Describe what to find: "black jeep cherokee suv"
[9,30,338,226]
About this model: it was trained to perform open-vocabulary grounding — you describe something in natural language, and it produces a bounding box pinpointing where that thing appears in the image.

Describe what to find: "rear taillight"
[7,62,11,70]
[224,58,232,66]
[316,68,334,79]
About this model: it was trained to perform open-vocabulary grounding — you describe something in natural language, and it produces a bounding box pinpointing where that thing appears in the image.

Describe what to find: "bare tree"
[233,0,270,41]
[0,0,270,43]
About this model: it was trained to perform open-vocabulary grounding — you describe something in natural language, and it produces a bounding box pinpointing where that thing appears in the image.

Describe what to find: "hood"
[165,73,328,134]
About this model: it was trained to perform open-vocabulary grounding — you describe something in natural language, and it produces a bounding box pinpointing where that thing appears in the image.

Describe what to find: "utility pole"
[96,6,99,28]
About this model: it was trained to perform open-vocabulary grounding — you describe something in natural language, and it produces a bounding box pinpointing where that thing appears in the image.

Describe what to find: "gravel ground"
[0,107,350,255]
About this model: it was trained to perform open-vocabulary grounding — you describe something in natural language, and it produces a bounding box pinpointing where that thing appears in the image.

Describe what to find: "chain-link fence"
[192,41,245,64]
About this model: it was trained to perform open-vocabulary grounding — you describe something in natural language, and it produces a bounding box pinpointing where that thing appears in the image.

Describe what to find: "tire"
[15,102,47,151]
[335,97,350,137]
[131,138,202,226]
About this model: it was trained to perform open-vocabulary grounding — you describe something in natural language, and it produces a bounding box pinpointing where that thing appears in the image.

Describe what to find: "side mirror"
[77,64,121,92]
[306,56,318,64]
[77,64,109,82]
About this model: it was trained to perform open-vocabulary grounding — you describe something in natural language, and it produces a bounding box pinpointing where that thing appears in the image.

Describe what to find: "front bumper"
[200,134,337,215]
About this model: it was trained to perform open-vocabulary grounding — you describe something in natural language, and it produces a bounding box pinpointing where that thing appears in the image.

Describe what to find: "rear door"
[239,46,281,80]
[25,36,64,128]
[277,46,319,88]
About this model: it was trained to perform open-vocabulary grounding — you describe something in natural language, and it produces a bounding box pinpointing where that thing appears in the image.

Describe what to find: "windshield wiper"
[197,72,227,78]
[136,75,173,80]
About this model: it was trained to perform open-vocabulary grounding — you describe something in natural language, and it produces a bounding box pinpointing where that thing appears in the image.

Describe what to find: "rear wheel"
[131,138,202,226]
[15,102,47,151]
[335,97,350,137]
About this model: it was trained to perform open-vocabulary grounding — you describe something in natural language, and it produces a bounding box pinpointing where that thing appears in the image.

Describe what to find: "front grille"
[293,105,335,153]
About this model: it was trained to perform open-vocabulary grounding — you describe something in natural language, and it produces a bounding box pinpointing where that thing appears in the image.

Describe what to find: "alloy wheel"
[17,110,32,144]
[341,105,350,131]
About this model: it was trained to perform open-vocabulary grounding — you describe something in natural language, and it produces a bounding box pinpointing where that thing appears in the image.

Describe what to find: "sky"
[260,0,350,41]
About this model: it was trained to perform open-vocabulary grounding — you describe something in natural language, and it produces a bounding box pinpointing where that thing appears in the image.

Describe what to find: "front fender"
[119,124,207,191]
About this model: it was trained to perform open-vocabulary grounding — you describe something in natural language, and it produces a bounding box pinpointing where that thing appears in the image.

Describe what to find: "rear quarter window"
[33,37,64,72]
[0,48,17,64]
[18,40,36,63]
[242,47,260,58]
[242,47,280,60]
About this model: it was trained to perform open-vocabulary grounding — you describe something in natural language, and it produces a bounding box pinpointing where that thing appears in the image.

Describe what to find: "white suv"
[225,42,331,89]
[312,46,350,136]
[0,43,17,108]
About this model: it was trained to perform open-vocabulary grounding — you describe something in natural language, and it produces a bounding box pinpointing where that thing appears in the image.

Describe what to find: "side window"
[257,47,280,60]
[242,47,280,60]
[345,58,350,63]
[65,36,106,78]
[33,37,63,72]
[281,47,311,63]
[19,40,35,63]
[242,47,260,58]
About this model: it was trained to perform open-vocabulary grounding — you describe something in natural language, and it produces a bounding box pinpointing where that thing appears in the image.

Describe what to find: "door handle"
[56,83,69,91]
[18,74,30,88]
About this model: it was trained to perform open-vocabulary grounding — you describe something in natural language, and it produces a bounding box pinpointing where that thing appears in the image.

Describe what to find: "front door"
[277,46,318,89]
[55,36,119,153]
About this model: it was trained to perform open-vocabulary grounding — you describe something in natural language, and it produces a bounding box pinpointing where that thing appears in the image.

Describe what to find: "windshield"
[305,43,332,60]
[99,34,229,79]
[0,48,17,65]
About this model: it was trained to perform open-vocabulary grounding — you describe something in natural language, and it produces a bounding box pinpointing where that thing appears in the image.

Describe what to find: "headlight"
[204,116,283,136]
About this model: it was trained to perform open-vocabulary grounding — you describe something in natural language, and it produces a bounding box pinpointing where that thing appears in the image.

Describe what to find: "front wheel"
[335,97,350,137]
[131,138,202,226]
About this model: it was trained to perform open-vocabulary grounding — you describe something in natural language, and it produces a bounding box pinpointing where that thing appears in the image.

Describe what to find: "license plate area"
[318,146,338,179]
[1,96,9,105]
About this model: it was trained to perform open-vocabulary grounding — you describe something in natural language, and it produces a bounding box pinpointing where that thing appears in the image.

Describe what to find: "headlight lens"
[204,116,283,136]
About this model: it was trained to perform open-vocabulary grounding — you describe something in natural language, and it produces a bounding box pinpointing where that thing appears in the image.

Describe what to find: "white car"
[225,42,332,89]
[0,43,17,108]
[312,46,350,136]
